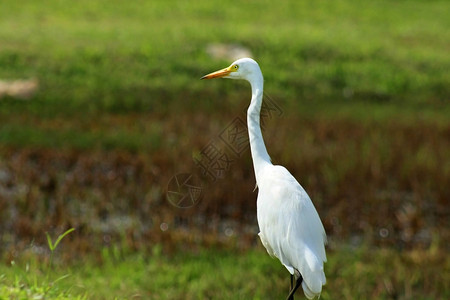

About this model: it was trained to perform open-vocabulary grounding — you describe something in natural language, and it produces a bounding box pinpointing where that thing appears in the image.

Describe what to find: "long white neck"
[247,73,271,183]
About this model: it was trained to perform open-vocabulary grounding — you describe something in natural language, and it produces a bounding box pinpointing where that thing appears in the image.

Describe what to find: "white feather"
[203,58,327,299]
[257,165,327,297]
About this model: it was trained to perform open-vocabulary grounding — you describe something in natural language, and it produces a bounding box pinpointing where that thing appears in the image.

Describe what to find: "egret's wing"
[257,165,326,298]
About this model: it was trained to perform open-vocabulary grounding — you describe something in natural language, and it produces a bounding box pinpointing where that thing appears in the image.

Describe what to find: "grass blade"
[53,228,75,250]
[45,232,54,251]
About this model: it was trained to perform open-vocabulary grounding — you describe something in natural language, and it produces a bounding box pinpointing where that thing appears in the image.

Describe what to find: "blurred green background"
[0,0,448,299]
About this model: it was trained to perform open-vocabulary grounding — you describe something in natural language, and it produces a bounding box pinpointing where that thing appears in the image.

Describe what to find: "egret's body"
[202,58,327,299]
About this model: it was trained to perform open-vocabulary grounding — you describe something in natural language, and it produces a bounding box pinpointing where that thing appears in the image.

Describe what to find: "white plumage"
[258,165,327,299]
[202,58,327,299]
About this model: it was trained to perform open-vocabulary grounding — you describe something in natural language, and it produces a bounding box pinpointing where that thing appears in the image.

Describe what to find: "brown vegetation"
[1,115,448,261]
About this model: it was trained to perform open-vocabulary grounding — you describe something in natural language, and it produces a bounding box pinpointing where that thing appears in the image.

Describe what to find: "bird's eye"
[234,65,239,70]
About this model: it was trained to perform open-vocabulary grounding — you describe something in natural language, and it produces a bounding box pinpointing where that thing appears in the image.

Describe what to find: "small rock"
[0,79,39,100]
[206,43,253,61]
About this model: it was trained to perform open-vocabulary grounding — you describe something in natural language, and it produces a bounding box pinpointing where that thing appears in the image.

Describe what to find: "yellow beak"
[201,66,232,80]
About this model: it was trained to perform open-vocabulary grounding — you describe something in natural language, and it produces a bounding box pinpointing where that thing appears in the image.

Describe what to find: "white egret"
[202,58,327,299]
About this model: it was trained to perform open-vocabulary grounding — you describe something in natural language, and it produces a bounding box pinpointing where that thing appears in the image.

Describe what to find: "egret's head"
[201,58,261,82]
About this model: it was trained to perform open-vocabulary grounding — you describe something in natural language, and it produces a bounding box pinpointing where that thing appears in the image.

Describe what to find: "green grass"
[1,245,448,299]
[0,228,85,299]
[0,0,448,149]
[1,0,449,114]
